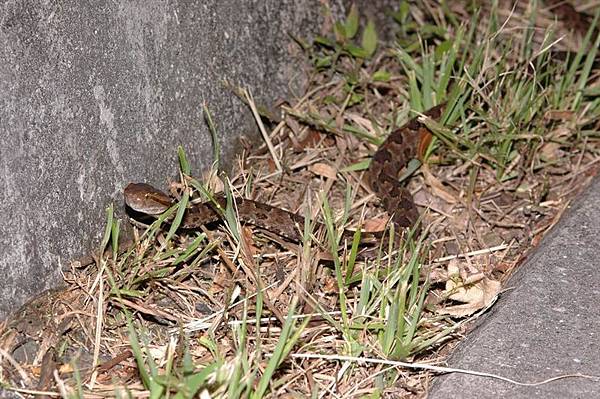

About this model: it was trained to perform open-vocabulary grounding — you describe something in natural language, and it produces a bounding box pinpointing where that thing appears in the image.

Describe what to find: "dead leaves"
[361,216,390,233]
[309,162,338,180]
[421,163,458,205]
[437,259,501,317]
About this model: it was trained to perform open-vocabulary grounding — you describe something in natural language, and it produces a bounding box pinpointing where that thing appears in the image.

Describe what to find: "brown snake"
[124,104,444,242]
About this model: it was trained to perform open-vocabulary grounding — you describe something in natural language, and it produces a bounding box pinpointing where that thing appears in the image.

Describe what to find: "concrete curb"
[429,174,600,398]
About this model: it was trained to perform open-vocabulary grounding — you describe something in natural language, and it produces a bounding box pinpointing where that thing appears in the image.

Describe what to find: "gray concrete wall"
[1,0,391,319]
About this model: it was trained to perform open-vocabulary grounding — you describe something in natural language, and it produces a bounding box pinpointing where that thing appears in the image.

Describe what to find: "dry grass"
[1,1,600,398]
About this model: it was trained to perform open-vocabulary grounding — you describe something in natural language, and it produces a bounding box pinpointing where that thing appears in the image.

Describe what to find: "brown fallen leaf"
[361,217,390,233]
[267,158,277,173]
[421,164,458,204]
[346,113,376,135]
[309,162,338,180]
[211,263,232,292]
[544,109,575,121]
[201,169,224,194]
[322,275,338,294]
[413,189,456,216]
[296,128,322,149]
[285,115,302,137]
[241,226,259,257]
[539,142,562,160]
[437,259,501,317]
[336,135,348,153]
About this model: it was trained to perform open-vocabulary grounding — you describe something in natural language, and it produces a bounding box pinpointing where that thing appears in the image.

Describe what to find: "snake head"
[124,183,173,215]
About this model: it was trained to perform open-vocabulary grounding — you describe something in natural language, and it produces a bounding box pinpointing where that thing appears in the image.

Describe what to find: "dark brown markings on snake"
[125,183,306,242]
[366,103,444,228]
[124,104,445,240]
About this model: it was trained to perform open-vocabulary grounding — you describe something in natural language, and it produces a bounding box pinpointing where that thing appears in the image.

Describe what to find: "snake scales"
[124,104,444,242]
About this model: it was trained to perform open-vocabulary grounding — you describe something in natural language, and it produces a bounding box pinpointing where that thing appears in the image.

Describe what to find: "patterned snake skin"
[124,104,444,241]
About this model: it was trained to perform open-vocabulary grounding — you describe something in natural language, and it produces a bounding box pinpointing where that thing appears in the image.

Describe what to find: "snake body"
[124,183,310,241]
[124,104,444,240]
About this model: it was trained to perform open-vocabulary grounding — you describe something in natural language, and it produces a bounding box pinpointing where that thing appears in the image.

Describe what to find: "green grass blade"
[178,145,191,175]
[164,188,190,246]
[252,298,299,398]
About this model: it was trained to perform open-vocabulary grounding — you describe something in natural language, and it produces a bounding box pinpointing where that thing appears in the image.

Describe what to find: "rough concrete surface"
[0,0,401,320]
[429,175,600,398]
